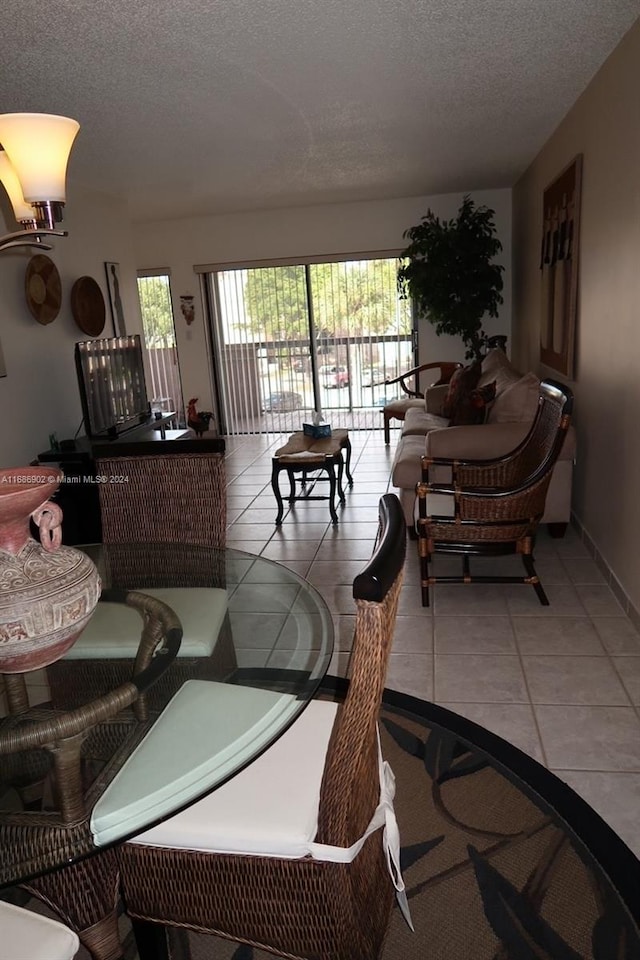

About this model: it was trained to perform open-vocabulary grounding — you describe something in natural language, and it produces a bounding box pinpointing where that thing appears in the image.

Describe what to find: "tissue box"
[303,422,332,439]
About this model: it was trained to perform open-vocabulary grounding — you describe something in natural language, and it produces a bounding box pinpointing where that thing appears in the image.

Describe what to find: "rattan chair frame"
[416,379,574,607]
[0,592,182,960]
[47,440,233,710]
[382,361,461,443]
[119,494,407,960]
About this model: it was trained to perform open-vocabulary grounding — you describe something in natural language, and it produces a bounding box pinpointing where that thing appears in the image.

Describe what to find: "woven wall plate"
[25,254,62,325]
[70,276,106,336]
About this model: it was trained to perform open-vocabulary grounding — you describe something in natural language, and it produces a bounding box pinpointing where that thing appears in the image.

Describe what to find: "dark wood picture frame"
[539,155,583,379]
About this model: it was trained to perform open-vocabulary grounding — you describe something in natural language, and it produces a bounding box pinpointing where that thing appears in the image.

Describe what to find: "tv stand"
[36,414,191,544]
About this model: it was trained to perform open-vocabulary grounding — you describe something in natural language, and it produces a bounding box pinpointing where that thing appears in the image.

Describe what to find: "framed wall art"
[539,155,583,379]
[104,261,127,336]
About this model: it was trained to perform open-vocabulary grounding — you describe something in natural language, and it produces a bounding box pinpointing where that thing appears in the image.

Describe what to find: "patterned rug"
[182,687,640,960]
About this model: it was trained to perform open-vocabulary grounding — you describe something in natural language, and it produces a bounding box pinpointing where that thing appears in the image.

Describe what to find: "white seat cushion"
[0,901,79,960]
[130,695,339,857]
[67,587,227,659]
[91,680,314,846]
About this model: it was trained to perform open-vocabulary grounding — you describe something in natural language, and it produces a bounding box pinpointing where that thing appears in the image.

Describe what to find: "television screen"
[75,335,150,438]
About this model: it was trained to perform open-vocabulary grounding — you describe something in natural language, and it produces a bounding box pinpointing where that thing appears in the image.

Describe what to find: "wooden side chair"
[416,379,574,607]
[0,900,80,959]
[47,438,234,708]
[117,494,409,960]
[382,360,461,443]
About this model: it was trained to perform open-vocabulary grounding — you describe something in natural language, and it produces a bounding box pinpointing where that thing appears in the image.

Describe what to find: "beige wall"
[133,189,513,413]
[513,21,640,608]
[0,187,142,466]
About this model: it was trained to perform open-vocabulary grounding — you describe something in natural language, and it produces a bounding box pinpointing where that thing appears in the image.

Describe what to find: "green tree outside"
[137,275,176,347]
[242,259,410,342]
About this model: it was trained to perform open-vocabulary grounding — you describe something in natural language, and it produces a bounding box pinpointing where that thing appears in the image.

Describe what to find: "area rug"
[182,684,640,960]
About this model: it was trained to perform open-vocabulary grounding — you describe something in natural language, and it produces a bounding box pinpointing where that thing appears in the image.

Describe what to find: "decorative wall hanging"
[104,261,126,336]
[70,276,106,336]
[539,155,583,379]
[24,254,62,325]
[180,294,195,325]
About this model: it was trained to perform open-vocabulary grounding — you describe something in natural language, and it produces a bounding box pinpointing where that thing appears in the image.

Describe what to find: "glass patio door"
[204,257,412,434]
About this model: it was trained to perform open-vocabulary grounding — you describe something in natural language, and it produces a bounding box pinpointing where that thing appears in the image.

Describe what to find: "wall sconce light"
[0,113,80,254]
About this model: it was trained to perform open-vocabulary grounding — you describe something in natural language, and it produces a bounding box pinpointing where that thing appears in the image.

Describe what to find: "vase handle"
[32,501,63,552]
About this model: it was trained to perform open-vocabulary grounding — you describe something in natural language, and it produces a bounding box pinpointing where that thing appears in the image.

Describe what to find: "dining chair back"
[118,493,407,960]
[94,437,226,549]
[416,378,574,606]
[47,438,234,709]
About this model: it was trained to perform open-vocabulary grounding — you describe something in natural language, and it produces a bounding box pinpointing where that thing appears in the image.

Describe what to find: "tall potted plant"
[397,196,505,361]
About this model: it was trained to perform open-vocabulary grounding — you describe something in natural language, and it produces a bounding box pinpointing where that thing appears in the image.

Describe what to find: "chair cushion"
[126,694,338,857]
[91,680,306,846]
[66,587,228,659]
[0,901,79,960]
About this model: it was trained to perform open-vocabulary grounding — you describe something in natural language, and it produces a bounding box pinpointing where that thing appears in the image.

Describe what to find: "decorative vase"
[0,466,101,674]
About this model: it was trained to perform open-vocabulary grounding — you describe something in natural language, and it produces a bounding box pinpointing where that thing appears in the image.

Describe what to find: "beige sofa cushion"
[401,408,448,437]
[487,371,540,423]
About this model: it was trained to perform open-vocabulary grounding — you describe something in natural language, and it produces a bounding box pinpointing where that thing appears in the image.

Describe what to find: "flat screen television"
[75,335,150,438]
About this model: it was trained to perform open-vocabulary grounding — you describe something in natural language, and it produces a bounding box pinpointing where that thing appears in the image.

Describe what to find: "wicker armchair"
[416,379,573,607]
[118,494,407,960]
[47,438,233,709]
[382,360,461,443]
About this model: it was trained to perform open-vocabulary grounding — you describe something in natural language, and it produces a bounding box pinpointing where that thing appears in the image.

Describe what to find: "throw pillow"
[486,372,540,423]
[442,361,482,426]
[449,380,497,426]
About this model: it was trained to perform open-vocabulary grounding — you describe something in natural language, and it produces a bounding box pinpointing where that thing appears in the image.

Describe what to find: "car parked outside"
[319,364,349,388]
[263,391,303,412]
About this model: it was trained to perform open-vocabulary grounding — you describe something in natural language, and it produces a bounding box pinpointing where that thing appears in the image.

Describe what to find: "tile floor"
[224,428,640,857]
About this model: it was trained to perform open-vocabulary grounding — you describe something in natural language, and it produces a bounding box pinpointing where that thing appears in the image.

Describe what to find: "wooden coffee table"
[271,429,353,525]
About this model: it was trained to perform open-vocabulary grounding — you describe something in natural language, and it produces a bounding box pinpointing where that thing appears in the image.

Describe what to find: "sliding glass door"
[205,257,412,434]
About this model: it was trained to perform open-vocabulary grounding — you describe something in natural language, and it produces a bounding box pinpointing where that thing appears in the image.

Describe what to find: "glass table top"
[0,544,334,886]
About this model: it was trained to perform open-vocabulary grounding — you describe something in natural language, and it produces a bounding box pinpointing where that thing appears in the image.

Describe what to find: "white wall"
[0,187,142,466]
[133,188,513,411]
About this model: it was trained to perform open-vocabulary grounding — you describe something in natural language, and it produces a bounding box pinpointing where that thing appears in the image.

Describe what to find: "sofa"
[391,348,577,531]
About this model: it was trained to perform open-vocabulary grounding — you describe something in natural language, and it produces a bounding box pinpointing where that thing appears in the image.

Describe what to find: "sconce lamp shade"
[0,113,79,203]
[0,150,35,223]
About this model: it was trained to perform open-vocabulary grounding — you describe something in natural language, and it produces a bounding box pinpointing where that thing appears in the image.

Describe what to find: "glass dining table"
[0,543,334,960]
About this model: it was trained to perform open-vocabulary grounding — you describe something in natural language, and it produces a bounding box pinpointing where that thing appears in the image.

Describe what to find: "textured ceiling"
[1,0,639,222]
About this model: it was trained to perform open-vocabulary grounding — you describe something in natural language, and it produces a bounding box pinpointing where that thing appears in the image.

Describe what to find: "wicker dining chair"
[382,360,462,443]
[0,593,182,960]
[47,438,233,709]
[416,378,574,607]
[0,900,80,959]
[118,493,407,960]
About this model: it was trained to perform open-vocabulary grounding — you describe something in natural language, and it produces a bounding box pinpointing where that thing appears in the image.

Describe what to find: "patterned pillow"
[442,361,482,425]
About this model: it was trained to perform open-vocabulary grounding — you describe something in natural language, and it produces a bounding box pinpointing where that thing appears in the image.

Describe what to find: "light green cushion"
[66,587,228,659]
[91,680,301,846]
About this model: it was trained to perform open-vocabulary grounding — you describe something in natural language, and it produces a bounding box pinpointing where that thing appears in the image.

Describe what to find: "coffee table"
[271,429,353,525]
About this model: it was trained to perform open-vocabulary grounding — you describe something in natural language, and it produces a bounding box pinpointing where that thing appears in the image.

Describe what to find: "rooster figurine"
[187,397,213,437]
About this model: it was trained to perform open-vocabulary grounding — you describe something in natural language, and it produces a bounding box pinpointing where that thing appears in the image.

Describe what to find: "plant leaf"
[468,845,583,960]
[381,717,425,758]
[400,835,444,871]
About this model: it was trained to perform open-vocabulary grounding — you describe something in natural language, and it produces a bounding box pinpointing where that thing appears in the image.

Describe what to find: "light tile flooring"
[225,429,640,858]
